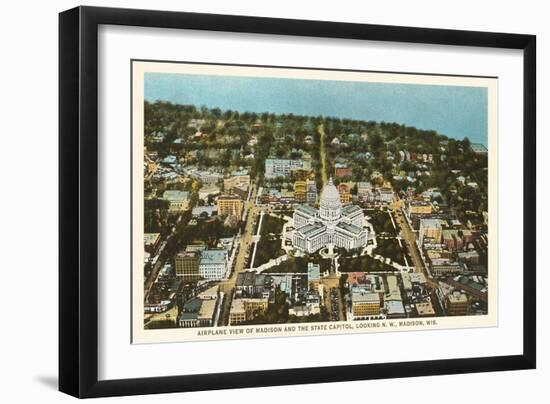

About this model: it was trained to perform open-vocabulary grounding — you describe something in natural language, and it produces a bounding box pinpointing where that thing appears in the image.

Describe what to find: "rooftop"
[347,272,382,289]
[182,297,202,313]
[162,155,177,164]
[200,184,221,192]
[231,169,249,176]
[448,291,468,303]
[230,298,245,314]
[385,300,405,315]
[408,273,427,284]
[454,275,487,292]
[342,204,362,215]
[199,249,227,266]
[442,229,473,238]
[471,143,488,153]
[409,200,432,206]
[296,204,318,217]
[420,218,442,228]
[144,233,160,245]
[198,299,217,320]
[185,244,206,253]
[192,206,217,217]
[197,285,219,300]
[236,272,259,288]
[218,194,242,201]
[351,291,380,304]
[416,301,435,316]
[336,222,363,235]
[297,222,326,238]
[163,190,189,201]
[176,250,200,259]
[307,263,320,281]
[266,157,301,163]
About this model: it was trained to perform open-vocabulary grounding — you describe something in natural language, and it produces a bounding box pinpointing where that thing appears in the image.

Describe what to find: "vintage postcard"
[131,61,497,343]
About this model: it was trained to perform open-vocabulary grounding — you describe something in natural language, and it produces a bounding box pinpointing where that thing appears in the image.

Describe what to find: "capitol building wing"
[292,178,368,253]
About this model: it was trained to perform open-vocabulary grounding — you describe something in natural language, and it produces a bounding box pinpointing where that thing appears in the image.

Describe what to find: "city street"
[391,196,442,314]
[217,183,268,325]
[321,273,345,321]
[318,124,328,184]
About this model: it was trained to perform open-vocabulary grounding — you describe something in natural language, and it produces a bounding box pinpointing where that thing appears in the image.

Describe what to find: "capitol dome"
[319,177,342,221]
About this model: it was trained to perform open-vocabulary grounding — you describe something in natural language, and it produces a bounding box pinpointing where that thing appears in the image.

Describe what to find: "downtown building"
[264,157,304,179]
[162,190,190,212]
[175,249,201,281]
[198,249,228,281]
[217,194,244,220]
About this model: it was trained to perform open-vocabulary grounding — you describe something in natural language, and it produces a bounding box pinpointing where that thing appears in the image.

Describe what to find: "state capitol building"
[292,178,368,253]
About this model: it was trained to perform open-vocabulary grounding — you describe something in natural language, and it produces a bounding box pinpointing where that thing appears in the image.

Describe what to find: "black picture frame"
[59,5,536,398]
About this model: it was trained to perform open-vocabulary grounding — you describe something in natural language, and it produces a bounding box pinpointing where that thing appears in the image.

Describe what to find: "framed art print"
[59,6,536,398]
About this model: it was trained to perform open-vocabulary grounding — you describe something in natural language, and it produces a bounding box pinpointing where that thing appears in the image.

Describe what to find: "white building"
[264,157,303,178]
[292,178,368,253]
[162,190,190,212]
[199,249,228,281]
